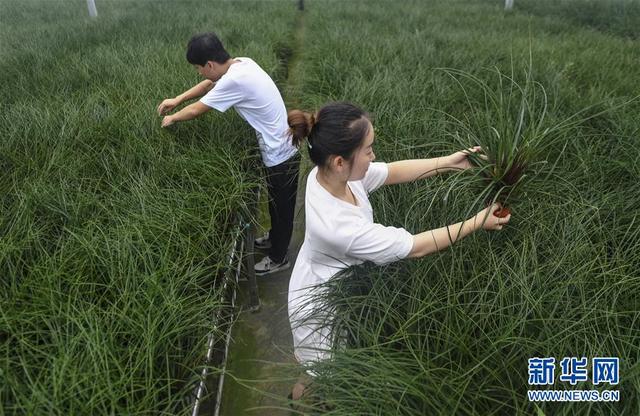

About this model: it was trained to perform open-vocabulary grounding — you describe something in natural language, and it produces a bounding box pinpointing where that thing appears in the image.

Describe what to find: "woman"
[287,102,510,399]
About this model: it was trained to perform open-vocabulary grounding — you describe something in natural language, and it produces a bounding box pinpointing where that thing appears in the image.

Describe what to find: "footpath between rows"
[219,5,308,416]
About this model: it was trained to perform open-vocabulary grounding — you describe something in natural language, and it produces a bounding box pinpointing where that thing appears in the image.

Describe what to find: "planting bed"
[293,0,639,414]
[0,1,295,414]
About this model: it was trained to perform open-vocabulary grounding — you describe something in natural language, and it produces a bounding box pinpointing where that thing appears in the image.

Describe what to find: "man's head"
[186,32,231,81]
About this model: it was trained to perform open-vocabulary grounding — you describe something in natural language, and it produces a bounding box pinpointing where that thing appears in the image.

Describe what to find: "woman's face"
[347,121,376,181]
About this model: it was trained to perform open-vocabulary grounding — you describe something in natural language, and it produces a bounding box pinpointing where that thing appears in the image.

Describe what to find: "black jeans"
[265,152,300,263]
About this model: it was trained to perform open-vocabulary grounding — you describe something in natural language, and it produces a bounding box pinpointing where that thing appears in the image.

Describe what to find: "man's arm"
[161,101,211,127]
[175,80,215,104]
[157,80,215,115]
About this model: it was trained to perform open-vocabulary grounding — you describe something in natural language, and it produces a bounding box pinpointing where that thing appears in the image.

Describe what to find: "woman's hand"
[447,146,484,170]
[476,202,511,231]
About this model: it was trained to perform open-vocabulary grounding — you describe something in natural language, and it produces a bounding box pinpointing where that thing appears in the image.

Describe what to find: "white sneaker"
[254,231,271,249]
[254,256,290,275]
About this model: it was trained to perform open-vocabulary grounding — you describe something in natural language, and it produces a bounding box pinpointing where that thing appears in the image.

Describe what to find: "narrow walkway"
[219,183,305,415]
[218,8,307,416]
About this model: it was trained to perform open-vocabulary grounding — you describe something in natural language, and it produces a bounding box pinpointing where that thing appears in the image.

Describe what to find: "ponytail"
[288,110,315,148]
[288,102,370,168]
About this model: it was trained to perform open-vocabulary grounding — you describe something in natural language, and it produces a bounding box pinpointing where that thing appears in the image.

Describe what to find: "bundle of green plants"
[432,65,636,221]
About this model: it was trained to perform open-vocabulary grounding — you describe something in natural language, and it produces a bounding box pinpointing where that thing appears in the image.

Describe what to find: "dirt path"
[219,7,308,416]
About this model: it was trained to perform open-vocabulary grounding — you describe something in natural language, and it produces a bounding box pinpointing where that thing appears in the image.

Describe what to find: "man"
[157,32,299,275]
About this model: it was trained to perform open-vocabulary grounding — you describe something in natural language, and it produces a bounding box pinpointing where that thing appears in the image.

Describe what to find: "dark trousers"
[265,152,300,263]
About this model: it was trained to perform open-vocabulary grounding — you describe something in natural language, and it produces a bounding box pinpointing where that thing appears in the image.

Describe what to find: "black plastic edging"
[213,231,244,416]
[244,186,261,312]
[191,218,245,416]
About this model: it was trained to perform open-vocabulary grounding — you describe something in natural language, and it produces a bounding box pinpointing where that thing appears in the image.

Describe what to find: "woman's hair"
[288,102,371,167]
[186,32,231,66]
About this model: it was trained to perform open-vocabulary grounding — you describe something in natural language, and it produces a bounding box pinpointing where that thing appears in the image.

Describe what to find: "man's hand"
[160,102,210,128]
[157,98,180,116]
[161,115,175,128]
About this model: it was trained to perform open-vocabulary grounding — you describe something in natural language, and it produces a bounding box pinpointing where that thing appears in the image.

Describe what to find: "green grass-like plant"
[0,0,296,414]
[288,1,640,415]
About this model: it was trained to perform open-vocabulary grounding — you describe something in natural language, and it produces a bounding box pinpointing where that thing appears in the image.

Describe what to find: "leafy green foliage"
[292,1,640,415]
[0,0,295,414]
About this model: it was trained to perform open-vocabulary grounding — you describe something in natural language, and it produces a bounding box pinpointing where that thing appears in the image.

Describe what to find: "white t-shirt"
[288,162,414,365]
[200,57,298,167]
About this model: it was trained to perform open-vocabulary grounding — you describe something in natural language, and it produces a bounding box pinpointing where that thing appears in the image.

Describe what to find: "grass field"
[2,0,639,415]
[0,0,295,414]
[293,0,639,415]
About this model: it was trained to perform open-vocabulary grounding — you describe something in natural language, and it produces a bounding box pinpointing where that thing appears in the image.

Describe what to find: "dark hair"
[288,102,371,167]
[186,32,231,66]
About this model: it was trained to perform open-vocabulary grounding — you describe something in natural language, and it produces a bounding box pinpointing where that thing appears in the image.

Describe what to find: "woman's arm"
[384,146,482,185]
[407,203,508,258]
[385,157,452,185]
